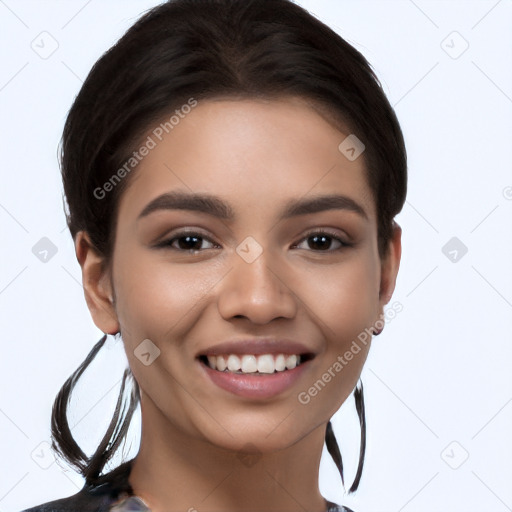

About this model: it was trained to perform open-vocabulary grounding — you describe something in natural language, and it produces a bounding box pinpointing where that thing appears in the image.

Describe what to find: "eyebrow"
[137,191,368,221]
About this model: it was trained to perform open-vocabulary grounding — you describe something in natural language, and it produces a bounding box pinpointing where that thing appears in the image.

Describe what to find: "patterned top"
[19,458,354,512]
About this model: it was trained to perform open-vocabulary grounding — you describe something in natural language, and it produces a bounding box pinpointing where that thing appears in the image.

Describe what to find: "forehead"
[117,96,376,224]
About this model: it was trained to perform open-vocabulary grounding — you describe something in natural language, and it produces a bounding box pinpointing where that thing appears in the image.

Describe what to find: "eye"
[156,230,219,252]
[155,229,350,253]
[292,230,350,252]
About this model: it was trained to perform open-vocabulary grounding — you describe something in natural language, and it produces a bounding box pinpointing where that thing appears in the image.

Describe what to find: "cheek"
[303,254,378,402]
[113,250,220,341]
[307,255,380,336]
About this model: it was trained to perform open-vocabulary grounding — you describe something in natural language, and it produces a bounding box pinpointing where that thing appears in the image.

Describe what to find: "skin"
[75,96,401,512]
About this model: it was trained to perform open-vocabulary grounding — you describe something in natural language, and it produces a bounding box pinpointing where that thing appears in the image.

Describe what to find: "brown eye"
[293,230,350,252]
[157,231,219,252]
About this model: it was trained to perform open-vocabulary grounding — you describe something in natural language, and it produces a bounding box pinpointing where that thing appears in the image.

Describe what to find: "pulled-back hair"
[53,0,407,494]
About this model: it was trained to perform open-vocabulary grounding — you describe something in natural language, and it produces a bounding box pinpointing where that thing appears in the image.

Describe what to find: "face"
[80,96,400,454]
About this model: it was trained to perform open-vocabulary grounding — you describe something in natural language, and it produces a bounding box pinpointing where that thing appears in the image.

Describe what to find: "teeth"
[203,353,303,373]
[217,355,227,371]
[242,355,258,373]
[227,354,241,372]
[275,354,286,372]
[285,354,298,369]
[257,354,274,374]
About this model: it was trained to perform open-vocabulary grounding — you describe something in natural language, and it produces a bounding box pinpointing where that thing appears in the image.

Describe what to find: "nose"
[217,248,297,325]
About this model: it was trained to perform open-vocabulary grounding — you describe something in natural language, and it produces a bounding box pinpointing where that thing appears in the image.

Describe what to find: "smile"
[197,353,315,399]
[199,353,315,374]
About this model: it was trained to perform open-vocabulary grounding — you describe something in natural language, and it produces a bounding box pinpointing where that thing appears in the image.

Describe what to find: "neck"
[128,394,329,512]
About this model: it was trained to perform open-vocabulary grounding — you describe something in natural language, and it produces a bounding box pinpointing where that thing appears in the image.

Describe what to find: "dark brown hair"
[53,0,407,494]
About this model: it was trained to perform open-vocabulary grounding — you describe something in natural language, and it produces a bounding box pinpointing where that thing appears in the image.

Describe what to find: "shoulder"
[18,459,136,512]
[17,488,108,512]
[325,499,356,512]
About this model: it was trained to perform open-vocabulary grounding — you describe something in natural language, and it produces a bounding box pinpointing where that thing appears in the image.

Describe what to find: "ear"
[377,221,402,314]
[74,231,120,335]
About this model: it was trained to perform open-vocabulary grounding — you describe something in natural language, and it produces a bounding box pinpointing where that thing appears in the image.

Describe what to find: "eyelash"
[156,229,351,253]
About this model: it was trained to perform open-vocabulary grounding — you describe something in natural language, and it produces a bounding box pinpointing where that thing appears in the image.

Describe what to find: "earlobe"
[75,231,120,335]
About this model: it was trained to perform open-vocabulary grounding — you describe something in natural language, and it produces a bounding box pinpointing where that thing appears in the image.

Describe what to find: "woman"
[21,0,406,510]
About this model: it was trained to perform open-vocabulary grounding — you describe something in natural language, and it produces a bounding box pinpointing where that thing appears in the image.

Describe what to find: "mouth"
[197,352,315,375]
[196,352,316,399]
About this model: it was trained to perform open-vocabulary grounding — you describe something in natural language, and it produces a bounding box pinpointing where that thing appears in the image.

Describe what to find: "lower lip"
[198,358,313,399]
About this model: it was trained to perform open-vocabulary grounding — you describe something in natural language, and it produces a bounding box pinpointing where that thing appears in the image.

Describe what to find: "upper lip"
[196,338,317,357]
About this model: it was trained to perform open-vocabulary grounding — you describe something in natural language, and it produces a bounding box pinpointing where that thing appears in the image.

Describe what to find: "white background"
[1,1,511,511]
